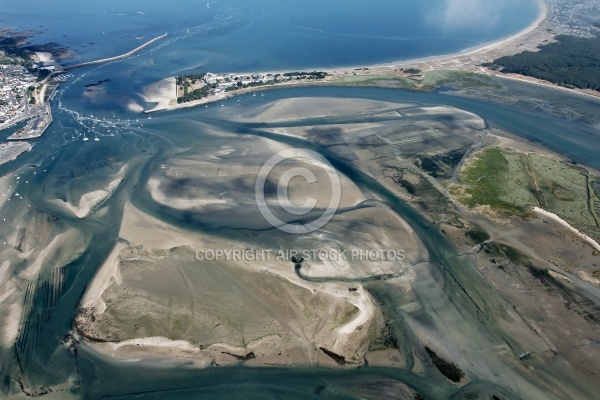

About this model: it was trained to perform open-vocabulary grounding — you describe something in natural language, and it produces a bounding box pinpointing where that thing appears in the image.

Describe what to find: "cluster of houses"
[0,54,55,164]
[0,63,37,126]
[200,71,327,95]
[547,0,600,38]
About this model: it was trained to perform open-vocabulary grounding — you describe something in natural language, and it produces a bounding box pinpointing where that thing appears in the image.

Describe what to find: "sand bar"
[533,206,600,252]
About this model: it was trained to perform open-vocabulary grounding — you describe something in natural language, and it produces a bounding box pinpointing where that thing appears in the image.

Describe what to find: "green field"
[333,70,502,92]
[332,74,418,89]
[453,147,600,240]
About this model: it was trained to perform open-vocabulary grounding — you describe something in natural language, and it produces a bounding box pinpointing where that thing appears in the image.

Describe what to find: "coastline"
[533,207,600,252]
[320,0,548,73]
[1,32,171,163]
[144,0,562,113]
[0,29,65,149]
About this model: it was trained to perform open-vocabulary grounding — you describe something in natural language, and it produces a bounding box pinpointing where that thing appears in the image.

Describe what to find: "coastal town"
[0,52,57,165]
[546,0,600,38]
[176,71,328,103]
[0,32,170,166]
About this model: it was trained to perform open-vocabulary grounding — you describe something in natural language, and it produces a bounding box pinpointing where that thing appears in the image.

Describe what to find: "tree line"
[491,35,600,91]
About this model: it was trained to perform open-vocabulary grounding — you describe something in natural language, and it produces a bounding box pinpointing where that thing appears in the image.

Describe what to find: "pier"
[62,33,168,71]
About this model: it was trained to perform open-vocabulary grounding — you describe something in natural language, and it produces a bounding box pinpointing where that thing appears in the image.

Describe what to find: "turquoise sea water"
[1,0,539,70]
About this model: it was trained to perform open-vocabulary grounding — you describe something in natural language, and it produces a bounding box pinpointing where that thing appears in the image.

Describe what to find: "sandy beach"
[141,77,177,113]
[533,206,600,252]
[142,0,563,113]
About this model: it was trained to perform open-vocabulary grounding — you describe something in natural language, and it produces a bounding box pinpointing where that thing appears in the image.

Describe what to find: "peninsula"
[142,0,600,114]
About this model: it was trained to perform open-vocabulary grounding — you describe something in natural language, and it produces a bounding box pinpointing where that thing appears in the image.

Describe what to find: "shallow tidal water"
[2,0,600,398]
[1,84,599,399]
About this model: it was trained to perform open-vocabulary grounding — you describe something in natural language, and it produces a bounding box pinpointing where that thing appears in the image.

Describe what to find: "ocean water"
[1,0,541,130]
[1,0,539,71]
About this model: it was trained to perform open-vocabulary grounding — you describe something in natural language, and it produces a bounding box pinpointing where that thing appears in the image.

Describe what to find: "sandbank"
[59,176,123,219]
[533,206,600,252]
[77,202,379,365]
[141,77,177,113]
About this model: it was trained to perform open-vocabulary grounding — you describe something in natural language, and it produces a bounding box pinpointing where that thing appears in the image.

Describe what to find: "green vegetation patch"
[455,147,600,240]
[419,70,503,91]
[493,35,600,90]
[333,74,418,90]
[177,86,210,103]
[335,303,359,326]
[334,70,502,92]
[0,55,14,65]
[458,147,531,215]
[176,73,206,86]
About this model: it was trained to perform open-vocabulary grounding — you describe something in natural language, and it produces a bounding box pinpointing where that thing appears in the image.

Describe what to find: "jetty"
[62,33,168,71]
